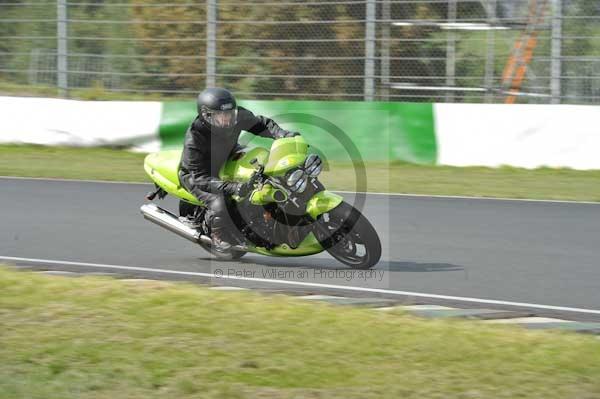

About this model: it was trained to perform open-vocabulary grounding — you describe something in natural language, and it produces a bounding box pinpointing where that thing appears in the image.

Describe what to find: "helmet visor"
[205,109,238,128]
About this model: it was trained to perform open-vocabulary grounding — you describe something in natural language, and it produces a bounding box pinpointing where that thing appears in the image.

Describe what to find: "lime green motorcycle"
[140,136,381,269]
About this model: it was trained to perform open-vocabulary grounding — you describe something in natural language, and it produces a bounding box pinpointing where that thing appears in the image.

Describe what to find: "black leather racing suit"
[178,106,296,236]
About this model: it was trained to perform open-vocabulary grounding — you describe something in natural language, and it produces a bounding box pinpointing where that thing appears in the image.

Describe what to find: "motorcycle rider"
[179,87,299,251]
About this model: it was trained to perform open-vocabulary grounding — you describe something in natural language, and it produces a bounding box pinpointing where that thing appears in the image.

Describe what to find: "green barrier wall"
[159,100,437,164]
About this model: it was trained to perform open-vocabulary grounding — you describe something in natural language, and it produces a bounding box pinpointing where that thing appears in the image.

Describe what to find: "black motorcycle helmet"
[197,87,238,129]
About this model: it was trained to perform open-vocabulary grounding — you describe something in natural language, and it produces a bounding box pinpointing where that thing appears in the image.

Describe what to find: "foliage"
[0,1,598,102]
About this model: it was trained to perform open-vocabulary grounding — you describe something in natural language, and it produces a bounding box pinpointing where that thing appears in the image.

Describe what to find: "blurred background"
[1,0,598,104]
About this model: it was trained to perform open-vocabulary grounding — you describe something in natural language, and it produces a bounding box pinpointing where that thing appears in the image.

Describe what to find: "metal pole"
[364,0,376,101]
[484,0,496,103]
[445,0,457,102]
[57,0,68,97]
[381,0,391,101]
[206,0,217,88]
[551,0,562,104]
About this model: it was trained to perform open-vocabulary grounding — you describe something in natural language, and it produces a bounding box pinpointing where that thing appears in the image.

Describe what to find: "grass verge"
[0,80,169,101]
[1,267,600,399]
[1,144,600,201]
[0,145,149,182]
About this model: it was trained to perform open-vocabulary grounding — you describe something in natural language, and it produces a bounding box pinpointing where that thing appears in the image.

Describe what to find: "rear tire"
[314,202,381,269]
[179,200,247,261]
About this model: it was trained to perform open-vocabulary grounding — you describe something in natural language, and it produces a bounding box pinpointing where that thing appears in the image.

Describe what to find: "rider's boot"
[210,216,233,252]
[179,215,202,229]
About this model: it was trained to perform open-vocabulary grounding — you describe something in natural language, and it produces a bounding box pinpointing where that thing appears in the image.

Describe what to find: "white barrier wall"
[0,96,162,152]
[1,96,599,170]
[435,104,600,170]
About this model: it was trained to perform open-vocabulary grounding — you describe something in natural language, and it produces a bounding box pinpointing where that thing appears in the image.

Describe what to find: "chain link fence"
[0,0,598,103]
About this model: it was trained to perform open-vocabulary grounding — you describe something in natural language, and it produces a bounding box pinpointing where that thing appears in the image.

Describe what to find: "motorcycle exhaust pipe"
[140,203,201,244]
[141,204,248,252]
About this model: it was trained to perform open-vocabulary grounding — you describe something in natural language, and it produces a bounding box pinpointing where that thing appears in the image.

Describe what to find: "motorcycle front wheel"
[314,202,381,269]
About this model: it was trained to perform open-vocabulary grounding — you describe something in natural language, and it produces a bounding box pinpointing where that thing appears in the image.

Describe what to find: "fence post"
[206,0,217,88]
[445,0,457,102]
[551,0,562,104]
[57,0,68,97]
[364,0,376,101]
[484,0,496,103]
[380,0,391,101]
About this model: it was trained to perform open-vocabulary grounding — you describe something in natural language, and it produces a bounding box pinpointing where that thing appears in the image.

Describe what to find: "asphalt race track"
[1,177,599,320]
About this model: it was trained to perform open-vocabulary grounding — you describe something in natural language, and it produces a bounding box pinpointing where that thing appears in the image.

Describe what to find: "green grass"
[1,267,599,399]
[325,161,600,202]
[2,144,600,201]
[0,145,149,182]
[0,268,600,399]
[0,80,169,101]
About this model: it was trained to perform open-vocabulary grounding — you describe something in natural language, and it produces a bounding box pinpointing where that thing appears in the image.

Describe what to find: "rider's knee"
[206,195,227,215]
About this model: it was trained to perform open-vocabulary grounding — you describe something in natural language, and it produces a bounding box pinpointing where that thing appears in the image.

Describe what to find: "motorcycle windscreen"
[264,136,309,176]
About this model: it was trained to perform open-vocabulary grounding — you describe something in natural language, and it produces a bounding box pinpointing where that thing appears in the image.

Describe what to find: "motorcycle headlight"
[292,176,307,193]
[304,153,322,177]
[286,169,308,193]
[286,169,304,187]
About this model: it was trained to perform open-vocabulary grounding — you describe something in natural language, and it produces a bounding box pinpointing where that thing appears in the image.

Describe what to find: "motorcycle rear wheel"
[315,202,381,269]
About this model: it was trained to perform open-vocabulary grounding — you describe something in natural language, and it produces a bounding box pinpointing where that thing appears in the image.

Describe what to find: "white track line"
[2,255,600,316]
[2,176,599,204]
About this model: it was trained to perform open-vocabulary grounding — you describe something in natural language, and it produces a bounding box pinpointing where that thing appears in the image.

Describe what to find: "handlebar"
[248,158,264,185]
[247,158,290,197]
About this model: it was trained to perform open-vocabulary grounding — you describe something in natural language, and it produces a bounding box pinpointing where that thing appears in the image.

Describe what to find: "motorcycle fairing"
[144,150,201,205]
[219,147,269,182]
[306,191,344,220]
[249,232,323,256]
[144,136,308,202]
[264,136,309,176]
[143,136,332,257]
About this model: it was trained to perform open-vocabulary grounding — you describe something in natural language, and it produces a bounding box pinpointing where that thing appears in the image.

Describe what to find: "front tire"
[314,202,381,269]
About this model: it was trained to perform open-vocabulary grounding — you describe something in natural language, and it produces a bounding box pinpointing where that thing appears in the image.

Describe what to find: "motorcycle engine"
[239,205,313,250]
[240,206,276,250]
